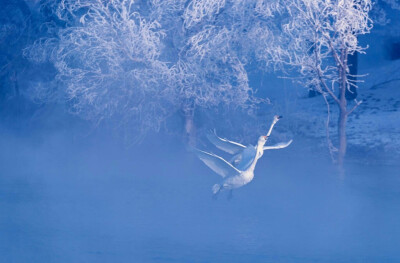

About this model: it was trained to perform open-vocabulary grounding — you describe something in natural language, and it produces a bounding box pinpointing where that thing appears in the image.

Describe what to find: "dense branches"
[25,0,264,141]
[25,0,373,156]
[262,0,372,164]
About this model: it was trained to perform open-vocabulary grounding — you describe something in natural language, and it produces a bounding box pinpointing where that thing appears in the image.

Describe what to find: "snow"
[348,60,400,158]
[273,59,400,164]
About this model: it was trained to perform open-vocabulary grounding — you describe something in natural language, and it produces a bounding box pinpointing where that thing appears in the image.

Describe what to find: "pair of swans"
[194,115,292,196]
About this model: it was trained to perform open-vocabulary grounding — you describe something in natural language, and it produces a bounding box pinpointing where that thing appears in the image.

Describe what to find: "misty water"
[1,123,399,263]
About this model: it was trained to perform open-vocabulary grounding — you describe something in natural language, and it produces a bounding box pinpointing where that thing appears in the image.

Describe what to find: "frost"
[25,0,261,141]
[183,0,226,28]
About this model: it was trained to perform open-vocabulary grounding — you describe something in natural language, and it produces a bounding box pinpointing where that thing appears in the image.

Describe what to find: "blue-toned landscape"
[1,1,399,262]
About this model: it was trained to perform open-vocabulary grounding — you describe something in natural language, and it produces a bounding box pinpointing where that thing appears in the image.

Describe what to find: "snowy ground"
[347,61,400,162]
[272,59,400,164]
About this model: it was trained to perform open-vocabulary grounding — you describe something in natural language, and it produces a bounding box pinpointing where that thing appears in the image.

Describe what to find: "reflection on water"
[0,132,399,262]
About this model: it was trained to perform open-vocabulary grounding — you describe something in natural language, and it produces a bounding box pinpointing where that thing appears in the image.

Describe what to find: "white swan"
[194,115,292,195]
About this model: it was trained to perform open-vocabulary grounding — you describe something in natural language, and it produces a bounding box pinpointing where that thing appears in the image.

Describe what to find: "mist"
[1,0,400,262]
[1,114,399,262]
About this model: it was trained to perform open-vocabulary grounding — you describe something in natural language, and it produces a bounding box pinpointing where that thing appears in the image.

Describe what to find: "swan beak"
[263,136,267,139]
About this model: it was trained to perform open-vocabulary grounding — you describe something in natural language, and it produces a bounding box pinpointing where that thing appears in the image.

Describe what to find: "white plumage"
[194,115,292,195]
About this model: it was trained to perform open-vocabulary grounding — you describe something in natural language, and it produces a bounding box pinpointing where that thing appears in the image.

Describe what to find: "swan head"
[258,135,268,145]
[272,115,282,124]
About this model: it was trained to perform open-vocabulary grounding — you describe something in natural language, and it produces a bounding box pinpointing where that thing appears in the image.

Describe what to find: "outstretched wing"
[193,148,241,178]
[206,130,246,154]
[264,140,293,150]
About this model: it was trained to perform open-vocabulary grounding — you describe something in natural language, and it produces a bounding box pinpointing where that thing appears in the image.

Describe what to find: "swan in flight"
[194,115,292,196]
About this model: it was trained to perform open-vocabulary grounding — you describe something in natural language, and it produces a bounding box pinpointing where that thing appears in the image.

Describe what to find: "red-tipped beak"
[263,136,267,139]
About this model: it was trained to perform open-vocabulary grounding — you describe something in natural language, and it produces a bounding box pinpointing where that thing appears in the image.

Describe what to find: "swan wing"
[264,140,293,150]
[235,145,257,171]
[206,130,246,154]
[193,148,241,178]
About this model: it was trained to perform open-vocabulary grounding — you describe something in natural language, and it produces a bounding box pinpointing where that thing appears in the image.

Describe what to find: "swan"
[193,115,292,196]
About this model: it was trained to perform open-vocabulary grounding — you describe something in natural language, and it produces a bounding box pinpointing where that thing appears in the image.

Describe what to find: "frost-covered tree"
[25,0,374,160]
[258,0,373,165]
[174,0,283,140]
[25,0,260,143]
[151,0,262,141]
[25,0,176,141]
[174,0,374,164]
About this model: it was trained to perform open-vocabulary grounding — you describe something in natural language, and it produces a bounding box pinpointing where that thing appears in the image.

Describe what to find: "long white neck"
[266,116,279,142]
[250,115,281,171]
[256,141,265,159]
[248,143,264,172]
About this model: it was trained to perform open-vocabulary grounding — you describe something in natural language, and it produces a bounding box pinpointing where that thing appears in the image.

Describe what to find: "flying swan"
[194,115,292,195]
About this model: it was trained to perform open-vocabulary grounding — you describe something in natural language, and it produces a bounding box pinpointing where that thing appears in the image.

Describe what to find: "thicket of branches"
[261,0,373,165]
[25,0,375,161]
[25,0,265,142]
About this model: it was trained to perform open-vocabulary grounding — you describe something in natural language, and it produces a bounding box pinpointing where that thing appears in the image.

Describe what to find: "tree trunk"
[337,107,347,166]
[183,103,196,146]
[337,52,348,167]
[185,113,196,145]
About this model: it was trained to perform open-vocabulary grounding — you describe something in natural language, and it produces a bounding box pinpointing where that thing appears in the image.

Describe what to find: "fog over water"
[1,120,399,262]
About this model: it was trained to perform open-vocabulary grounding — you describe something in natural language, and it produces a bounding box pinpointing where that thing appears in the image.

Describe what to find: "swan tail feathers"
[212,184,221,195]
